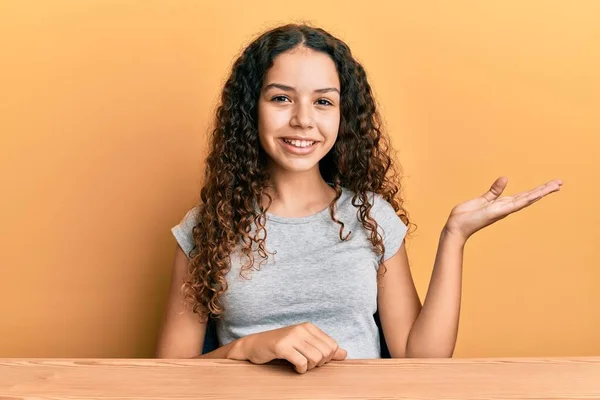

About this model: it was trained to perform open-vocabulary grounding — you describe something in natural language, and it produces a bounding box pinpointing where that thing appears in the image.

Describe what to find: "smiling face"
[257,46,341,175]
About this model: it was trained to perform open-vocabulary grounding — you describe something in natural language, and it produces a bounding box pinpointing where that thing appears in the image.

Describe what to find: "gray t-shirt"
[171,187,408,359]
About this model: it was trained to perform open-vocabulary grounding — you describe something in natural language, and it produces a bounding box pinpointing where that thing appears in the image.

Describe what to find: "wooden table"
[2,357,600,399]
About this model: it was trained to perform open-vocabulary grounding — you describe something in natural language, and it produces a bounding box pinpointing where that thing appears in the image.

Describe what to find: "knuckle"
[325,340,337,355]
[273,341,287,356]
[295,326,310,336]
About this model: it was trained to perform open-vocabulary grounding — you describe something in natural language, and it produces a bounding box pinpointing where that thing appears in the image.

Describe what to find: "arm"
[406,177,562,357]
[155,244,248,359]
[379,177,561,358]
[155,244,207,358]
[377,227,464,359]
[405,227,465,357]
[376,242,422,358]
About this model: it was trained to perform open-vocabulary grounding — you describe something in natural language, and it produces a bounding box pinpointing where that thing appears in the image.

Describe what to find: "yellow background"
[0,1,598,358]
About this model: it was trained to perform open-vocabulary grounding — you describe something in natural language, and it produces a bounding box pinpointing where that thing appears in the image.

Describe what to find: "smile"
[282,138,316,148]
[279,138,319,155]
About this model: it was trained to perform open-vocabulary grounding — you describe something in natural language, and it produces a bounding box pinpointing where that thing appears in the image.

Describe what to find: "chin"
[273,158,321,173]
[284,163,320,173]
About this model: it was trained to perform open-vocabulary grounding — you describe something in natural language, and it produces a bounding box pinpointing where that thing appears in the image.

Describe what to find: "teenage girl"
[155,24,562,374]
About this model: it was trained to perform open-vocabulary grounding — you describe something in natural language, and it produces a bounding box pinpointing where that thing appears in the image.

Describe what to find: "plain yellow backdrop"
[0,0,598,358]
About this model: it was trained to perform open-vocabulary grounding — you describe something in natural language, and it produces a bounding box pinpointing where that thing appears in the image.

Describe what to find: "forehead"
[264,47,340,89]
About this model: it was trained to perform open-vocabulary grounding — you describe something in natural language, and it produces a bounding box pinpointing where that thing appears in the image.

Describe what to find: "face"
[257,46,341,174]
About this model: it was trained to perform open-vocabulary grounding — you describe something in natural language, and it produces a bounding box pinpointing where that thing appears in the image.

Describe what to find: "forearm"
[406,227,466,358]
[192,337,246,359]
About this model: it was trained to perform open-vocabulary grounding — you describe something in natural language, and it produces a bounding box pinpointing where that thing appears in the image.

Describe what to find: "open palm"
[445,177,563,241]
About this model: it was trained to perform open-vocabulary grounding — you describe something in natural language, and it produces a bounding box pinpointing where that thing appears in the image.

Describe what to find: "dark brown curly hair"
[182,23,416,323]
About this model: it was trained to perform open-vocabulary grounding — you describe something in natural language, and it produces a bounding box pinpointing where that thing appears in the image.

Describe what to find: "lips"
[278,138,318,155]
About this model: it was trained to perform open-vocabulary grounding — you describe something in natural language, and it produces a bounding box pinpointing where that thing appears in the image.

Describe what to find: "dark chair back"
[202,310,391,358]
[202,315,220,355]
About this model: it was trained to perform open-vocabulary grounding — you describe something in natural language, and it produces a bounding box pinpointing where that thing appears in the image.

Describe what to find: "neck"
[261,164,336,218]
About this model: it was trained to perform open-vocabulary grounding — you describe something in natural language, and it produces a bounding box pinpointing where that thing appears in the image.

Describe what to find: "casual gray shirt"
[171,187,408,359]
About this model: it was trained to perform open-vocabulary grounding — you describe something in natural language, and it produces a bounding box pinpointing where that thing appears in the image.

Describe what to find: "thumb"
[481,176,508,202]
[332,347,347,360]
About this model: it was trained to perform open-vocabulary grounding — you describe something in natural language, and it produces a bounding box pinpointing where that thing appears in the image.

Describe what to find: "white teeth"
[283,139,315,148]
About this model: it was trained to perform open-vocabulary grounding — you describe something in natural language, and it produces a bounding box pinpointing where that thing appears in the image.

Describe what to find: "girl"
[155,24,562,374]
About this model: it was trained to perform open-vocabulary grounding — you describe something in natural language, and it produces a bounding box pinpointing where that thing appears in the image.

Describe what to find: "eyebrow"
[263,83,340,95]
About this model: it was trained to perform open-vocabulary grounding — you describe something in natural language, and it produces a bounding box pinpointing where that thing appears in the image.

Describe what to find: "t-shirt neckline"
[262,185,347,225]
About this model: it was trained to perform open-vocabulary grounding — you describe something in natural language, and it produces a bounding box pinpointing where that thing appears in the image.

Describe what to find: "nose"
[290,100,314,129]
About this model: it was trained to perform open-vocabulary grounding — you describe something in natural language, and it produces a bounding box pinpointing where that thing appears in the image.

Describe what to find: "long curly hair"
[182,23,416,323]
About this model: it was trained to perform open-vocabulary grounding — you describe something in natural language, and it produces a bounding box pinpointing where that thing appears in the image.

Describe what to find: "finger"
[512,184,546,201]
[303,324,341,366]
[512,186,559,209]
[282,347,309,374]
[293,341,324,371]
[304,335,335,367]
[332,347,348,360]
[481,176,508,202]
[513,180,561,202]
[508,184,560,213]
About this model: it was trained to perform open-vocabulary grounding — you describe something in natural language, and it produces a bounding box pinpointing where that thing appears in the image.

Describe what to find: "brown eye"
[272,95,290,102]
[316,99,333,106]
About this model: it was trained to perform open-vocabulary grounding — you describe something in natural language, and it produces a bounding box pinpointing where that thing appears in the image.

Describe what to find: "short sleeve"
[371,193,408,262]
[171,207,199,260]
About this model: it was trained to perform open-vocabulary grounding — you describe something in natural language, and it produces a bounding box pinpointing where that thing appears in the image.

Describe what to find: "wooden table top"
[2,357,600,399]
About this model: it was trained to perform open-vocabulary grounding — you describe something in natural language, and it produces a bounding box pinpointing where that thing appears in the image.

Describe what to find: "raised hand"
[444,177,563,242]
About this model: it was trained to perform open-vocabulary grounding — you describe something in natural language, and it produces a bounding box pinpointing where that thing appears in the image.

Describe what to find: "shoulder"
[340,187,407,229]
[181,205,200,225]
[341,187,398,217]
[171,205,201,259]
[368,192,404,228]
[174,205,201,233]
[340,188,408,261]
[365,192,408,261]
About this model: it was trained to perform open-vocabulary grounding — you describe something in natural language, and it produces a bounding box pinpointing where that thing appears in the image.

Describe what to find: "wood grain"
[1,357,600,399]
